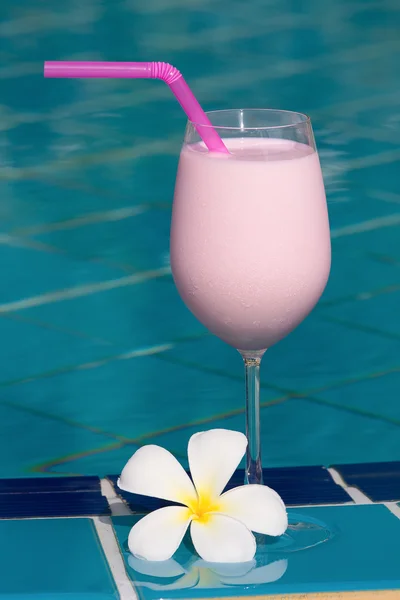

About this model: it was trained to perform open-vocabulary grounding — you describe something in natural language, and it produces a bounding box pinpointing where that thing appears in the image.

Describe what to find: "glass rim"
[189,108,311,131]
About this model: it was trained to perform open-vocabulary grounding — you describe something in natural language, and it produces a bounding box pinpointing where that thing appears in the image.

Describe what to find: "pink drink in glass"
[171,137,331,352]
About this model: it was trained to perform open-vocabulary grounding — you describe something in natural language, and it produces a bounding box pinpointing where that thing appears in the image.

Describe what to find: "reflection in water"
[126,512,335,593]
[271,511,336,554]
[129,552,287,591]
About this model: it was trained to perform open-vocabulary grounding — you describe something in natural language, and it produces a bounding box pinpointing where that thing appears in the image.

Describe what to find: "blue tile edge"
[332,461,400,479]
[0,476,111,518]
[332,461,400,502]
[0,463,366,519]
[107,464,353,511]
[0,475,101,494]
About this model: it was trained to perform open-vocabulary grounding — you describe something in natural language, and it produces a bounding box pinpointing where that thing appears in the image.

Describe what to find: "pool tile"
[320,141,398,213]
[49,443,141,477]
[146,397,400,469]
[327,186,400,230]
[19,390,400,479]
[34,143,179,205]
[112,504,400,598]
[118,152,179,203]
[226,465,351,506]
[330,224,400,260]
[332,461,400,502]
[349,89,400,131]
[0,244,123,303]
[0,475,101,494]
[23,277,204,348]
[0,476,111,519]
[35,206,172,271]
[0,316,120,384]
[0,403,116,478]
[316,371,400,423]
[0,518,117,599]
[0,490,110,519]
[0,177,138,232]
[159,316,400,393]
[321,245,400,304]
[322,289,400,338]
[4,354,255,444]
[52,394,400,481]
[349,156,400,195]
[2,0,400,484]
[107,474,180,513]
[87,103,182,152]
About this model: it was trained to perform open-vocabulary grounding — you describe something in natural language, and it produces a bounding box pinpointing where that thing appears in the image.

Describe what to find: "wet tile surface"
[0,469,398,597]
[0,518,117,599]
[112,504,400,598]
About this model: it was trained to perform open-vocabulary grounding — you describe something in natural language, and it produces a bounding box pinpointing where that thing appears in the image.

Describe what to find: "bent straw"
[44,61,229,154]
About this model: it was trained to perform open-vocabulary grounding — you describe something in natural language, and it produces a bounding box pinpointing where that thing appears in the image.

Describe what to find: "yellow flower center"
[188,494,219,524]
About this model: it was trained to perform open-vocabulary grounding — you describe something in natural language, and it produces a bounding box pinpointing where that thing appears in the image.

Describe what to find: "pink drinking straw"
[44,61,229,154]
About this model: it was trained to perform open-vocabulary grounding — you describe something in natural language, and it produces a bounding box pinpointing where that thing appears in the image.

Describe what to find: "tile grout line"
[12,204,150,236]
[371,190,400,205]
[93,516,137,600]
[157,352,400,428]
[330,213,400,238]
[0,266,171,313]
[383,502,400,520]
[94,480,136,599]
[100,478,133,517]
[327,468,373,504]
[1,343,175,395]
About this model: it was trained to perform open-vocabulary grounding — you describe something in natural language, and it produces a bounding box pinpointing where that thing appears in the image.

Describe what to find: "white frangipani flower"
[118,429,288,563]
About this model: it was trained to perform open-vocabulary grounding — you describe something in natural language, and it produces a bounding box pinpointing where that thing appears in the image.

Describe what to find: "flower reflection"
[128,546,288,592]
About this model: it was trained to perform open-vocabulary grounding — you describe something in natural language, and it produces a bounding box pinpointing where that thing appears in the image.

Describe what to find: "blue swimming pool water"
[0,0,399,478]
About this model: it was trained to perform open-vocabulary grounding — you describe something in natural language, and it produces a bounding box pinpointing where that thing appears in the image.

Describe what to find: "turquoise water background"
[0,0,399,478]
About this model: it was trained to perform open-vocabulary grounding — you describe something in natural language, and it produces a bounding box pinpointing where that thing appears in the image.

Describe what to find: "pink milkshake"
[171,137,331,351]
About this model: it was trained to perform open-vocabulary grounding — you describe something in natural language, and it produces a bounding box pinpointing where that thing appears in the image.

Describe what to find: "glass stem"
[242,352,264,485]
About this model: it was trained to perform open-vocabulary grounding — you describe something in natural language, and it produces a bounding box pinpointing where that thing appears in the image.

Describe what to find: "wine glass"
[170,109,331,485]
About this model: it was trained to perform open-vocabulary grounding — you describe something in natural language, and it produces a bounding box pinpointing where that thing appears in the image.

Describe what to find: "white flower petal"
[118,445,197,505]
[190,513,256,563]
[188,429,247,499]
[128,506,192,561]
[127,556,186,578]
[222,558,288,585]
[219,484,288,536]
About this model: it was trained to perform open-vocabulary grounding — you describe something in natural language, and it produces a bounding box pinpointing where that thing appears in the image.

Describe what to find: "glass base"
[260,511,336,555]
